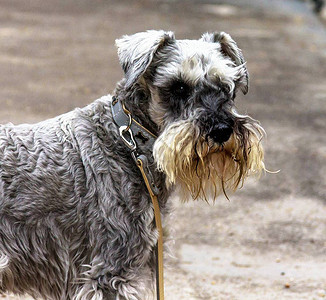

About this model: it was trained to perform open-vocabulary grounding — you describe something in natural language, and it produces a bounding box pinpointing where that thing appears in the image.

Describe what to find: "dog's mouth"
[153,118,265,201]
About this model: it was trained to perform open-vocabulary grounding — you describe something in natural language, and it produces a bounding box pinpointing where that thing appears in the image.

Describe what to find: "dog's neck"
[112,79,171,212]
[114,79,159,136]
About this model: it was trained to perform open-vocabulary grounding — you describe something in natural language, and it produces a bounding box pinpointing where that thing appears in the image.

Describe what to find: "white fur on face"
[148,38,247,129]
[154,39,245,92]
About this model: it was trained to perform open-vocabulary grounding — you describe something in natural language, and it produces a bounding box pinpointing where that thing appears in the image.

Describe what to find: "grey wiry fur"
[0,97,168,300]
[0,30,264,299]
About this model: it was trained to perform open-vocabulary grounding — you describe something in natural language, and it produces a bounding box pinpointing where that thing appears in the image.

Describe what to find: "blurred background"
[0,0,326,299]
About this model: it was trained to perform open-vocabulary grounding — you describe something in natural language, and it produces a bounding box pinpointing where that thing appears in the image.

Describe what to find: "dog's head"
[116,30,265,200]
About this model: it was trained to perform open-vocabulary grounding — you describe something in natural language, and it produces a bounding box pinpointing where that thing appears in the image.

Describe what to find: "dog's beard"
[153,117,265,201]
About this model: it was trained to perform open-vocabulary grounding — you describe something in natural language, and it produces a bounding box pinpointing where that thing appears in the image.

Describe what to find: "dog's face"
[116,30,265,200]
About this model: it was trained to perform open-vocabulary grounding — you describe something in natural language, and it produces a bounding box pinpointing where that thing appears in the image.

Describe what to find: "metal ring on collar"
[119,126,137,151]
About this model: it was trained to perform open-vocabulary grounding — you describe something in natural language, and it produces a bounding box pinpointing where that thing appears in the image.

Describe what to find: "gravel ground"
[0,0,326,299]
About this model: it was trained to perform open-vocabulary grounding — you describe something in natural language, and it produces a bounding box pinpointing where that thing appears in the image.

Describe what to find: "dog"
[0,30,265,300]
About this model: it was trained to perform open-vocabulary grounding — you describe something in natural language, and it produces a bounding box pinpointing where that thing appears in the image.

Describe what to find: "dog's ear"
[116,30,175,90]
[201,32,249,95]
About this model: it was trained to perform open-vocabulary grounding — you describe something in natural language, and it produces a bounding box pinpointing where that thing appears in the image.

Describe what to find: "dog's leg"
[71,214,156,300]
[71,252,155,300]
[73,270,153,300]
[74,282,105,300]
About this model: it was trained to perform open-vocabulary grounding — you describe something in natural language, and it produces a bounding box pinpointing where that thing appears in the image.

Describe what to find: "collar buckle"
[119,125,137,151]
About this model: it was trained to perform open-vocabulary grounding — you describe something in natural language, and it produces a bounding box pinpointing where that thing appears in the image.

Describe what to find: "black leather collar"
[111,96,157,149]
[111,96,160,196]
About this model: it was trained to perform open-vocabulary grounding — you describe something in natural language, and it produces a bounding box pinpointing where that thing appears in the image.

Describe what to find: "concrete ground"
[0,0,326,299]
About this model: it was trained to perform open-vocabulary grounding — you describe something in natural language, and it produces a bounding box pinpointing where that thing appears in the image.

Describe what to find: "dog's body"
[0,97,168,299]
[0,31,264,299]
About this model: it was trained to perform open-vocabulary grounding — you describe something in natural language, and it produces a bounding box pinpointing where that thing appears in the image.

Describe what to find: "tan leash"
[111,97,164,300]
[136,158,164,300]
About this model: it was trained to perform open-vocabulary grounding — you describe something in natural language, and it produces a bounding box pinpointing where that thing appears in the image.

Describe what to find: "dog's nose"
[208,123,233,144]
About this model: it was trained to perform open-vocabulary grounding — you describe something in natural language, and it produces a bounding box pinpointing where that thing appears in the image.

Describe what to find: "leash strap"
[136,157,164,300]
[111,97,164,300]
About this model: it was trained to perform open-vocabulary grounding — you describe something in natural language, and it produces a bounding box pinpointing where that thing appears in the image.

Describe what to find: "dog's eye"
[170,81,191,98]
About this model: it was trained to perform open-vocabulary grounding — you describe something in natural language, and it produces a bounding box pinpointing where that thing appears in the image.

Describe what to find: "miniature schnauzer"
[0,30,265,300]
